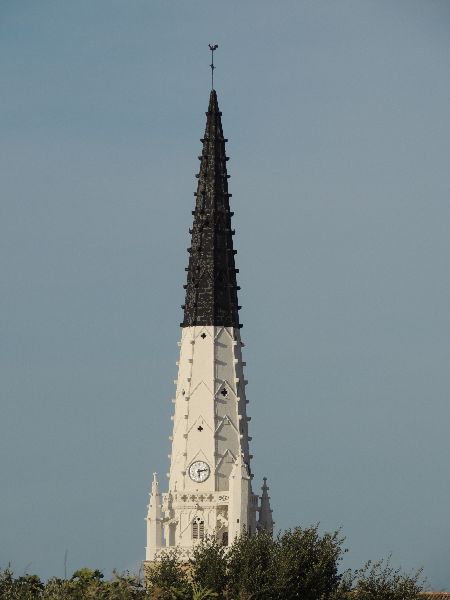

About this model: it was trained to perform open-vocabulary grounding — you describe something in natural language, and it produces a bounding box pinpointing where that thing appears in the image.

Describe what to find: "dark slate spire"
[181,90,241,328]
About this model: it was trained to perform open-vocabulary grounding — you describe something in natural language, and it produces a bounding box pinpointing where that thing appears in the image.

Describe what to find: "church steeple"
[182,90,241,329]
[145,81,273,567]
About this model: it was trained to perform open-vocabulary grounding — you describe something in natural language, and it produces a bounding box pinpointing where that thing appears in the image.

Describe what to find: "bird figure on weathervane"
[209,44,219,89]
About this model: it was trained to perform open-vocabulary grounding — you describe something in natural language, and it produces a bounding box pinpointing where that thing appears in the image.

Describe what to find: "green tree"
[227,531,276,600]
[145,550,190,600]
[0,568,44,600]
[0,527,427,600]
[15,574,44,599]
[43,568,148,600]
[67,567,105,599]
[171,582,218,600]
[190,583,218,600]
[41,577,73,600]
[274,525,347,600]
[105,570,147,600]
[0,567,18,600]
[190,537,227,598]
[351,557,424,600]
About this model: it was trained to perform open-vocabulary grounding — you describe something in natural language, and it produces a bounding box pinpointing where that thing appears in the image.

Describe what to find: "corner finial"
[208,43,218,90]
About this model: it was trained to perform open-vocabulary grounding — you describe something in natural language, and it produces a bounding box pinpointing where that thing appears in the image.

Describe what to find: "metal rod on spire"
[208,43,218,89]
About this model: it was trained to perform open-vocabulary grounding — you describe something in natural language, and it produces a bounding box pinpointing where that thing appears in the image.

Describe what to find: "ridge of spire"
[182,90,241,328]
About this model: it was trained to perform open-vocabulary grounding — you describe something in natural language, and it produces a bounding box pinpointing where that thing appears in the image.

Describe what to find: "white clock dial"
[188,460,210,483]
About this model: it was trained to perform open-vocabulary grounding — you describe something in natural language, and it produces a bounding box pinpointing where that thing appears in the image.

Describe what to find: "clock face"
[189,460,210,483]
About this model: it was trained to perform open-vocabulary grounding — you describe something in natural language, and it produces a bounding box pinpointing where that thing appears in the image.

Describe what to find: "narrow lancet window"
[192,517,205,539]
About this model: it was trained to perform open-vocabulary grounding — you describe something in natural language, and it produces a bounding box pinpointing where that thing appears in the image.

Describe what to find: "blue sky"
[1,0,450,589]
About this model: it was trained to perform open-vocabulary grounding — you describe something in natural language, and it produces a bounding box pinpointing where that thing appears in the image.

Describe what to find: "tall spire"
[145,473,163,560]
[182,90,241,328]
[144,82,272,572]
[257,477,274,535]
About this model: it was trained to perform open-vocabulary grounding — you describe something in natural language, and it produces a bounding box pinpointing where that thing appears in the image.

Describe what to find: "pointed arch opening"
[192,517,205,540]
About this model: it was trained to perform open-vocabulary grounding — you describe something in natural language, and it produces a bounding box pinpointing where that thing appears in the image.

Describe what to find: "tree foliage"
[0,566,147,600]
[189,537,227,598]
[145,549,190,600]
[351,556,424,600]
[0,526,427,600]
[274,525,347,600]
[0,568,44,600]
[227,530,277,600]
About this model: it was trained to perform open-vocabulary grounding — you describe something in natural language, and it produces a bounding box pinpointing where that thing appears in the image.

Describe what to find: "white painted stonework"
[145,325,266,561]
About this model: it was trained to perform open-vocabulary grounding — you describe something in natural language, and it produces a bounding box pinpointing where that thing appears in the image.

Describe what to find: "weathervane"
[208,43,218,89]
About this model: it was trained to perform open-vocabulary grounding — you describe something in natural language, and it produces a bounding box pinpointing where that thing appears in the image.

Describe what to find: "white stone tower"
[145,88,273,562]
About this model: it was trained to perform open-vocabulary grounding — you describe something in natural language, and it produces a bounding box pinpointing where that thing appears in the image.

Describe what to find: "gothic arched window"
[192,517,205,540]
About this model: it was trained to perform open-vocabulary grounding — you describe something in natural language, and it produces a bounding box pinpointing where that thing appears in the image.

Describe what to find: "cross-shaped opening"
[221,388,228,397]
[197,425,204,432]
[200,333,207,339]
